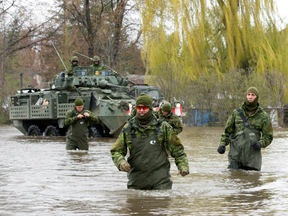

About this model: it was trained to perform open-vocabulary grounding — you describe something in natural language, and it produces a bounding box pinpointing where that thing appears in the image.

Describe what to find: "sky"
[4,0,288,29]
[274,0,288,29]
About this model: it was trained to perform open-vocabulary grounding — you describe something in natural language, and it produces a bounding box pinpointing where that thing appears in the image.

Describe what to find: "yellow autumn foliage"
[138,0,288,104]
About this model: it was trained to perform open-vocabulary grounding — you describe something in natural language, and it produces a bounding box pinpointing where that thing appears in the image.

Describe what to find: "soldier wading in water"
[65,98,99,150]
[217,87,273,171]
[110,93,189,190]
[154,103,184,135]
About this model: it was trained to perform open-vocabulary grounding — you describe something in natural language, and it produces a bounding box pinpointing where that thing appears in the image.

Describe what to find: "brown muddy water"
[0,125,287,215]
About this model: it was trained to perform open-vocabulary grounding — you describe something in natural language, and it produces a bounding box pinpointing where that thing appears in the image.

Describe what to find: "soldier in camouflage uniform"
[67,56,80,76]
[110,93,189,190]
[217,87,273,171]
[91,56,105,73]
[65,98,99,150]
[154,103,183,135]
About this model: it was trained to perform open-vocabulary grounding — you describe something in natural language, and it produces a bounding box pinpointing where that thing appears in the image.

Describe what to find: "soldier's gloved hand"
[83,112,89,118]
[77,114,84,119]
[217,145,226,154]
[178,170,189,177]
[119,161,130,173]
[251,141,261,150]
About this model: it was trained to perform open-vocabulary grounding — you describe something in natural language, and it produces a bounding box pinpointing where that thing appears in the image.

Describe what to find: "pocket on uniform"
[229,132,245,161]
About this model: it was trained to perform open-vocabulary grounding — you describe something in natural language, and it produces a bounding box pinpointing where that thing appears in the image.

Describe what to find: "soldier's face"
[75,105,84,112]
[136,104,150,116]
[94,61,99,65]
[246,93,257,102]
[72,61,78,65]
[162,110,169,116]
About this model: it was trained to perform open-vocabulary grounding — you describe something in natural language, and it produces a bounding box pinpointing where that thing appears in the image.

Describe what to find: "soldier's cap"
[247,87,259,97]
[161,103,172,112]
[71,56,79,62]
[136,93,153,110]
[75,98,84,106]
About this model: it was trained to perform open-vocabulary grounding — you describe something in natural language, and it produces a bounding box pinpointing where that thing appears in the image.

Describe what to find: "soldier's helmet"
[93,56,100,62]
[71,56,79,62]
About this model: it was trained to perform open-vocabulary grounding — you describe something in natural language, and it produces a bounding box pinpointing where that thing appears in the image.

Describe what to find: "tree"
[0,1,61,123]
[138,0,288,117]
[53,0,143,73]
[139,0,287,76]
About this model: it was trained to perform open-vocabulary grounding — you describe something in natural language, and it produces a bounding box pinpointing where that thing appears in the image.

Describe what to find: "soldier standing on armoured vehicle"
[154,103,184,135]
[65,98,99,150]
[67,56,80,76]
[91,56,105,72]
[110,93,189,190]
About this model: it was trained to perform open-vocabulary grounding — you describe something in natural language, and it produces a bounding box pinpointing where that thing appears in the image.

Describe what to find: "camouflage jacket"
[91,64,104,72]
[220,103,273,148]
[65,107,99,127]
[154,109,183,135]
[67,64,80,76]
[110,115,189,171]
[128,107,137,119]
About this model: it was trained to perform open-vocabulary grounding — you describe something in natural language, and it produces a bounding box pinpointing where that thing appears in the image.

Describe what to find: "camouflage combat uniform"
[91,64,104,72]
[110,114,189,189]
[128,107,137,119]
[65,108,99,150]
[67,63,81,76]
[154,109,183,135]
[220,103,273,170]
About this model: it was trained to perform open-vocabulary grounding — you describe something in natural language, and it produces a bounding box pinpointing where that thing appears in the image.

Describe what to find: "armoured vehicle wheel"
[44,125,60,136]
[27,125,42,136]
[89,126,101,138]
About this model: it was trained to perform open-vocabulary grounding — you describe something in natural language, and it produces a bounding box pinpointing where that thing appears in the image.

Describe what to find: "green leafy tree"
[139,0,286,76]
[138,0,288,125]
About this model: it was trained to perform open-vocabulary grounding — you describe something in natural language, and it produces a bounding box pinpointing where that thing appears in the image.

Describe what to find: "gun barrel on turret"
[98,79,121,88]
[105,83,121,88]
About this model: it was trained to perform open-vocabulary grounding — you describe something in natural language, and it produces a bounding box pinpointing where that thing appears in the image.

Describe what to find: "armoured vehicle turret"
[9,66,135,137]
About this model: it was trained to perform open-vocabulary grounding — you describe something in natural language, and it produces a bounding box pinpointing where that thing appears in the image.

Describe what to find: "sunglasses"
[136,106,150,111]
[72,61,78,63]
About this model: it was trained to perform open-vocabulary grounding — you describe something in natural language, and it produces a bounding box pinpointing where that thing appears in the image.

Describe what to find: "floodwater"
[0,125,287,216]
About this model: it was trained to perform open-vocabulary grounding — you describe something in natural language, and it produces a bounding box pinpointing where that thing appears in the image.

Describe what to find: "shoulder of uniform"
[66,109,73,114]
[122,122,134,134]
[128,116,136,122]
[232,107,242,115]
[171,113,179,118]
[257,106,269,116]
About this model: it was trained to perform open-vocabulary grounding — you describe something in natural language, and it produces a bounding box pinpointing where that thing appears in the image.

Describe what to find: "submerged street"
[0,125,287,215]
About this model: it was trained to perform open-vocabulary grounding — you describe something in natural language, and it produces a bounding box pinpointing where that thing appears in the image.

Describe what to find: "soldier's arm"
[260,117,273,148]
[110,127,128,170]
[67,66,73,75]
[172,116,184,135]
[153,110,160,118]
[220,111,236,146]
[64,110,78,126]
[86,110,99,124]
[163,123,189,172]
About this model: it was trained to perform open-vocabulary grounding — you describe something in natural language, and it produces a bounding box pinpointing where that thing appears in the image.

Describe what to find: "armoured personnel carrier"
[128,84,184,116]
[9,66,135,137]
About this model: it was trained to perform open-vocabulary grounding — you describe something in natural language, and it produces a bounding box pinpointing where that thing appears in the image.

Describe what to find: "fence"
[183,108,288,127]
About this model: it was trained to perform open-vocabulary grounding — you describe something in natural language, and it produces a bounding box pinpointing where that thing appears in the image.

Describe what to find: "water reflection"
[221,170,273,214]
[124,194,172,215]
[0,125,287,215]
[66,151,91,164]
